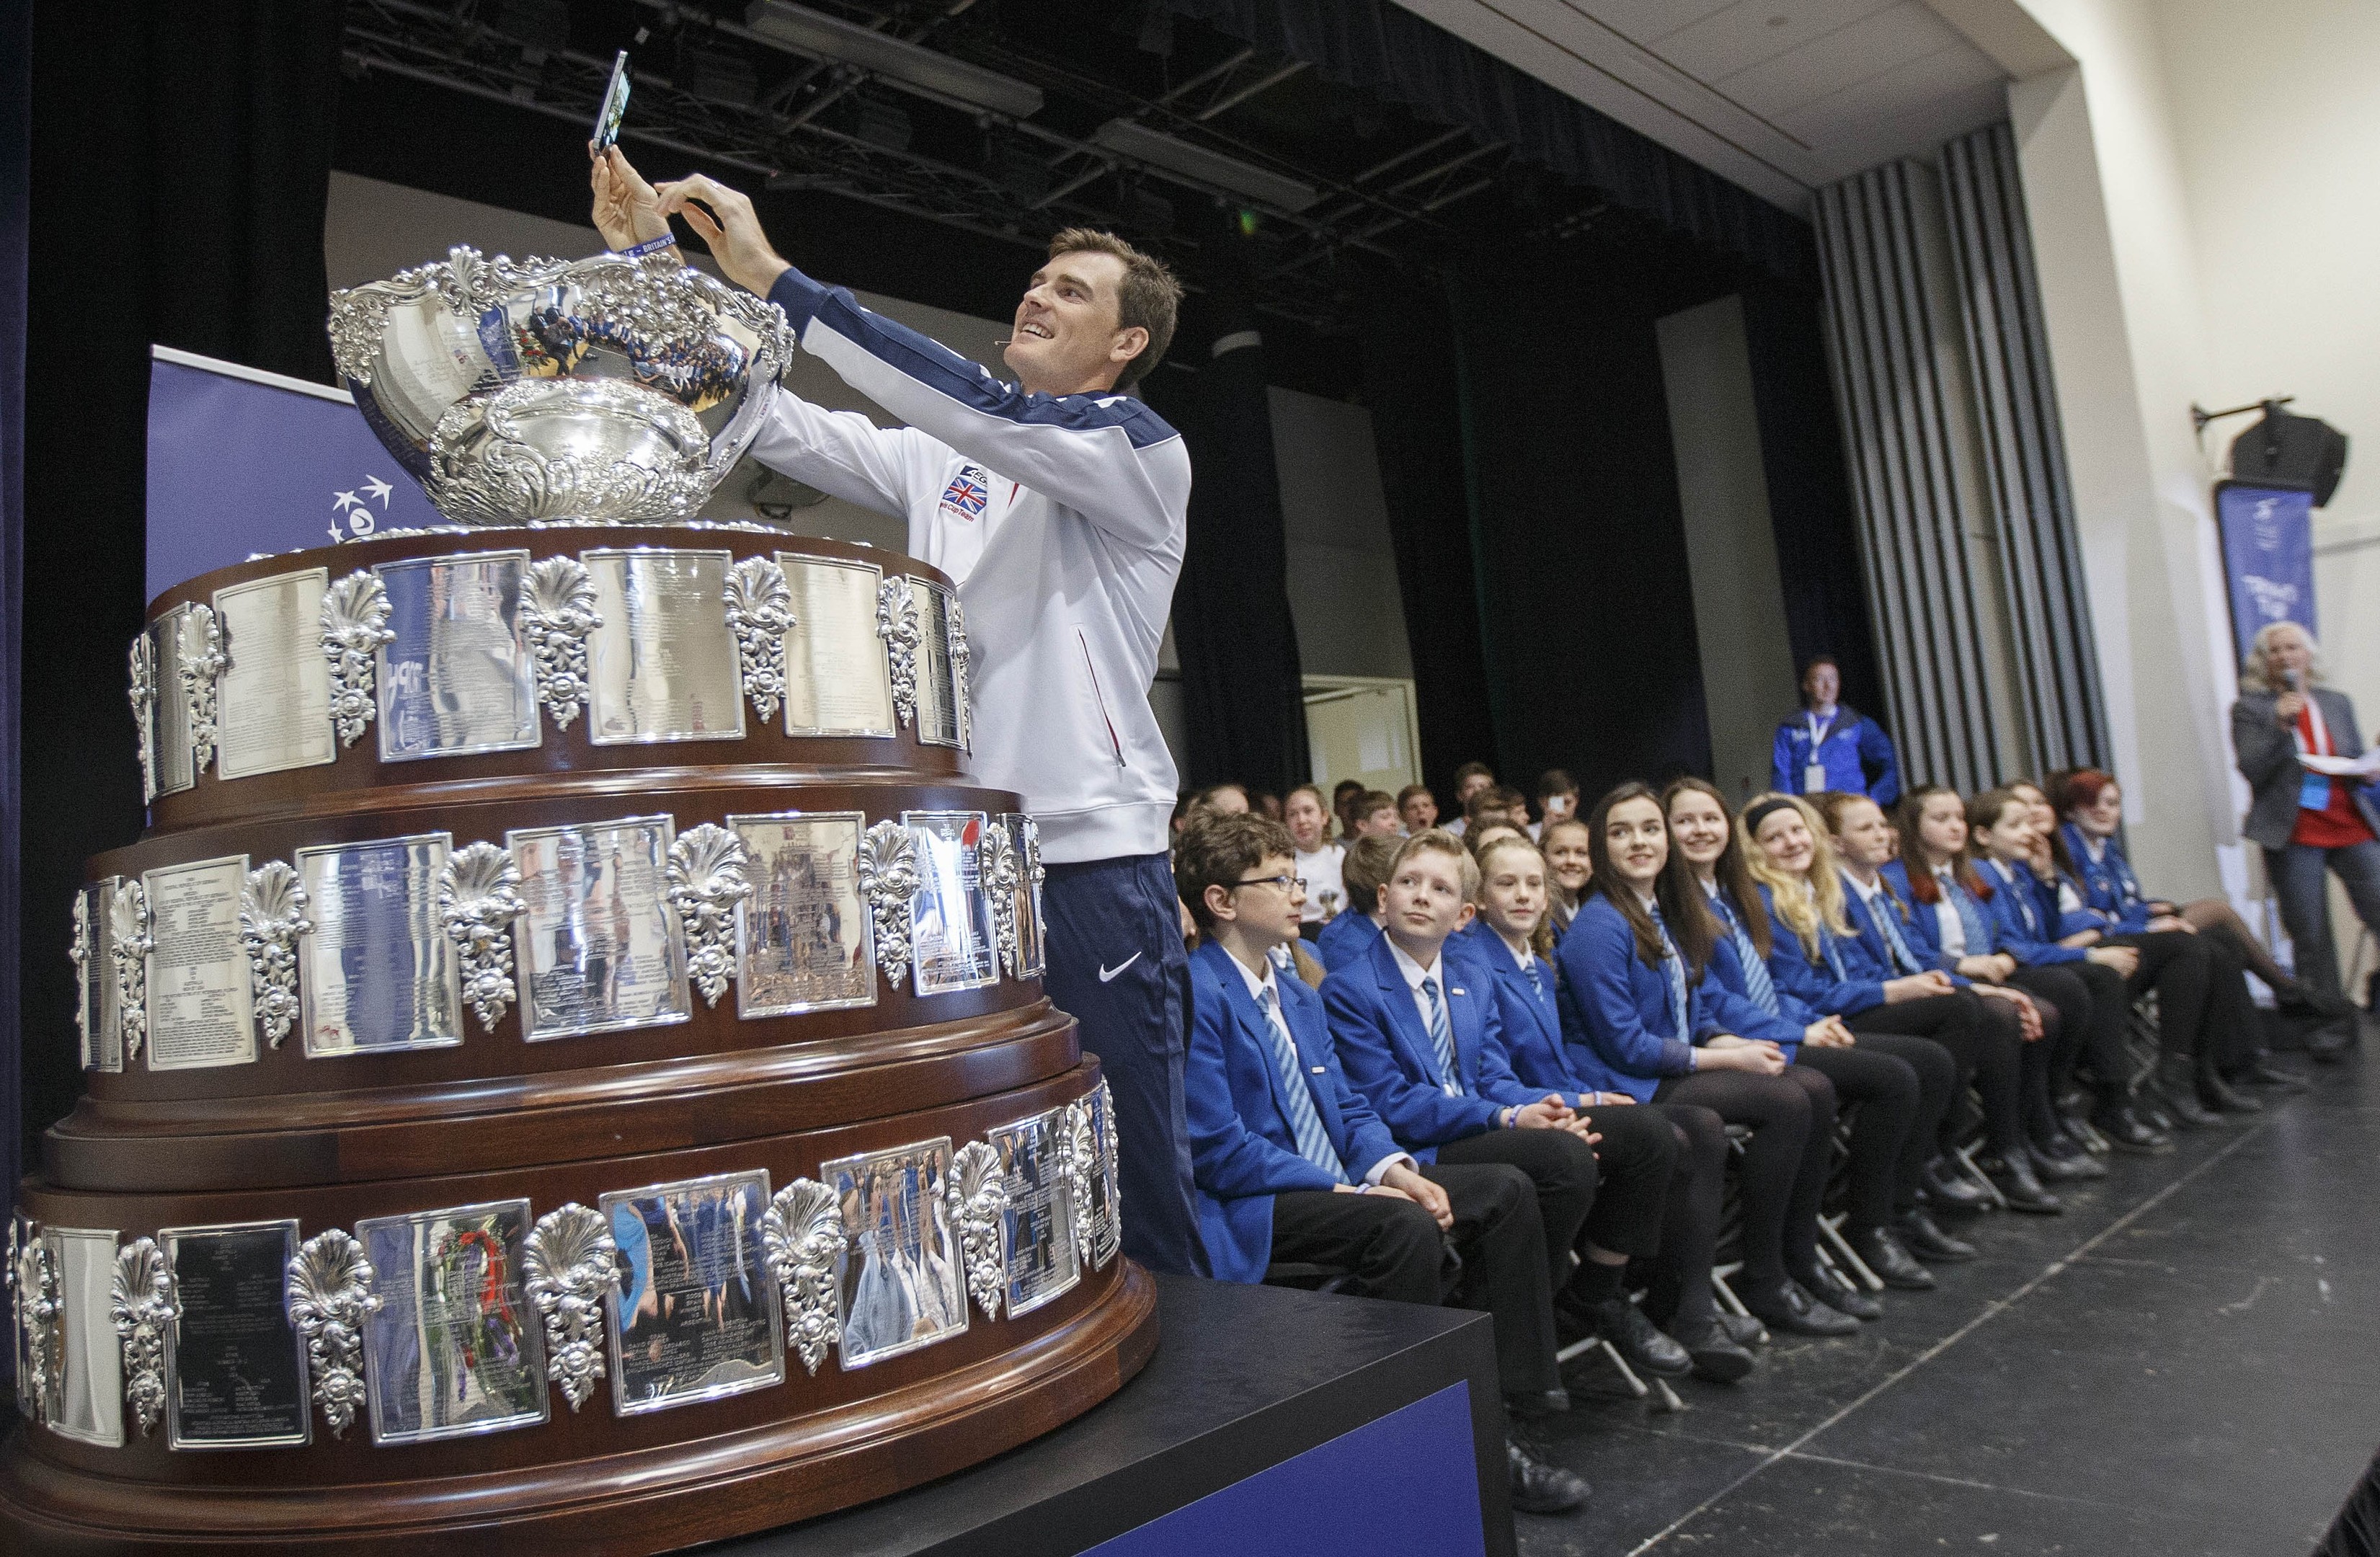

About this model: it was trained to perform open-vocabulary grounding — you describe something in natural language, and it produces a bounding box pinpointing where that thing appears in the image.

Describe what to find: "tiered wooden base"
[2,529,1158,1553]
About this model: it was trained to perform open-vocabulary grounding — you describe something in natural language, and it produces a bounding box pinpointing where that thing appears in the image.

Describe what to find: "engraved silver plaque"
[988,1108,1083,1318]
[355,1199,549,1445]
[213,569,337,780]
[776,554,894,738]
[161,1220,312,1450]
[142,855,258,1071]
[45,1227,126,1447]
[599,1171,783,1414]
[375,550,541,762]
[296,834,465,1057]
[582,548,747,745]
[509,815,691,1040]
[1001,814,1047,980]
[729,811,876,1018]
[144,606,208,798]
[822,1139,966,1370]
[910,580,964,750]
[905,812,999,996]
[76,881,124,1073]
[1087,1081,1122,1269]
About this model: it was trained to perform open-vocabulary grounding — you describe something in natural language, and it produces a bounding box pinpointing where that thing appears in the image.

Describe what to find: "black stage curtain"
[1155,0,1815,287]
[1146,306,1310,799]
[1350,267,1496,802]
[0,0,27,1321]
[1447,253,1716,803]
[19,6,342,1166]
[1741,282,1884,717]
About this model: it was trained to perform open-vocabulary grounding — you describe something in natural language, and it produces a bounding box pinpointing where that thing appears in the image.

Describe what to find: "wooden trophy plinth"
[3,530,1156,1554]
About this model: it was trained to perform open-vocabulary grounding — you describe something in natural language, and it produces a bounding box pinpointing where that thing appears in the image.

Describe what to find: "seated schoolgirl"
[1965,789,2169,1153]
[2008,779,2255,1127]
[1555,784,1860,1338]
[2053,768,2314,1089]
[1542,817,1594,942]
[1884,786,2095,1181]
[1456,833,1756,1382]
[1664,780,1972,1277]
[1315,833,1400,972]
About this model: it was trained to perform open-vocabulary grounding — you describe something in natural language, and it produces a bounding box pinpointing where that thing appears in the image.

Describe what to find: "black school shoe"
[1799,1264,1883,1320]
[1854,1225,1937,1290]
[1667,1313,1757,1383]
[1508,1439,1590,1514]
[1893,1207,1977,1262]
[1743,1278,1860,1336]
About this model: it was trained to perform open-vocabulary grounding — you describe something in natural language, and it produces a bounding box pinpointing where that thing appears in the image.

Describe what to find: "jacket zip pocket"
[1078,629,1126,768]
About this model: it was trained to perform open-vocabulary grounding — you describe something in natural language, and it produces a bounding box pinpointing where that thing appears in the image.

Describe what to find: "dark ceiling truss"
[337,0,1549,332]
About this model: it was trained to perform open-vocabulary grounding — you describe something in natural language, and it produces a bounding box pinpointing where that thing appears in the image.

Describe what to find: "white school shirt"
[1295,843,1346,923]
[1224,947,1408,1185]
[1930,864,1968,957]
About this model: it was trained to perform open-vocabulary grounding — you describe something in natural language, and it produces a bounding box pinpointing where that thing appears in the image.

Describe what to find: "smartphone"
[592,50,631,152]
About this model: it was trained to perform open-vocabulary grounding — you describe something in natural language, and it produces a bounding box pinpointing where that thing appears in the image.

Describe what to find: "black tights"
[1794,1041,1926,1233]
[1653,1065,1835,1291]
[1847,988,2019,1166]
[1646,1102,1726,1326]
[2010,962,2128,1114]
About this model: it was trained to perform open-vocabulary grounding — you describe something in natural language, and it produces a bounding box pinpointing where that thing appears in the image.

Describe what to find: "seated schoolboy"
[1178,814,1589,1514]
[1447,761,1497,836]
[1457,834,1753,1381]
[1532,771,1580,841]
[1398,783,1440,834]
[1316,833,1398,972]
[1326,831,1688,1379]
[1351,789,1404,838]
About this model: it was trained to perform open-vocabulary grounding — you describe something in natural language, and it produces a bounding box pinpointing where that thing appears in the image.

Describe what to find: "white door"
[1305,677,1421,798]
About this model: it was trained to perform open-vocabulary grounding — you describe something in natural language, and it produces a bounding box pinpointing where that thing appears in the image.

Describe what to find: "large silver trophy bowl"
[328,246,796,526]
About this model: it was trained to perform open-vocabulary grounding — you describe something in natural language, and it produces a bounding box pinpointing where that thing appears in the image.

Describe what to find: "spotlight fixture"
[1090,118,1318,214]
[742,0,1044,119]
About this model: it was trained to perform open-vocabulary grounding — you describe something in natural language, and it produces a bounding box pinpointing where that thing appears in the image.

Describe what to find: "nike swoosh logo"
[1098,953,1142,982]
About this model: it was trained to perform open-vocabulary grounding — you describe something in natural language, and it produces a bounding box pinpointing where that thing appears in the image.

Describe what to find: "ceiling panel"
[1722,3,1966,121]
[1651,0,1904,84]
[1553,0,1736,48]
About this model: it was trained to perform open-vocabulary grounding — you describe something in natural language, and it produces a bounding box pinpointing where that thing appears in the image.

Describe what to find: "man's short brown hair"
[1391,828,1480,900]
[1176,812,1295,931]
[1340,833,1402,915]
[1047,227,1181,390]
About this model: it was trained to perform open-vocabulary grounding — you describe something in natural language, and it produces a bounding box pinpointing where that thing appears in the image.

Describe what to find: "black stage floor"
[1525,1029,2380,1556]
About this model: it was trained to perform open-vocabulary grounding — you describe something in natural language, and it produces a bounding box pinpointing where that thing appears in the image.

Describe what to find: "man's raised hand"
[589,145,672,253]
[652,173,793,298]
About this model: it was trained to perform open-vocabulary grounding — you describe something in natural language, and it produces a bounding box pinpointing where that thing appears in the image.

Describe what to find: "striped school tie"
[1945,875,1992,953]
[1872,894,1923,975]
[1421,974,1464,1097]
[1257,984,1347,1183]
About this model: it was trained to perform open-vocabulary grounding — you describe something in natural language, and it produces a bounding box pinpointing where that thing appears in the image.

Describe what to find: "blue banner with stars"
[143,347,443,603]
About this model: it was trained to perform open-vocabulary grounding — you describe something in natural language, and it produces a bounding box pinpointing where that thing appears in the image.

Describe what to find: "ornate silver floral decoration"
[1064,1101,1098,1272]
[439,841,526,1032]
[667,822,752,1008]
[949,1140,1010,1323]
[723,555,795,724]
[239,861,313,1049]
[761,1179,848,1377]
[128,634,157,799]
[523,1203,621,1414]
[946,595,972,749]
[179,604,226,773]
[519,556,602,729]
[980,825,1021,980]
[110,1236,179,1438]
[856,820,921,990]
[428,379,714,528]
[108,879,153,1064]
[287,1228,381,1440]
[320,569,396,748]
[1095,1079,1122,1268]
[10,1221,59,1423]
[876,577,921,729]
[69,892,91,1060]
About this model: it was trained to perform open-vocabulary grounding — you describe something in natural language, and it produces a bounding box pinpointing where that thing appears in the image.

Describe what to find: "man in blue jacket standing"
[1772,656,1901,804]
[593,149,1207,1274]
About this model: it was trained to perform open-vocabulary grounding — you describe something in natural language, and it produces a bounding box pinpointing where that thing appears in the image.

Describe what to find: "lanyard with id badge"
[1803,712,1836,794]
[2294,698,2334,811]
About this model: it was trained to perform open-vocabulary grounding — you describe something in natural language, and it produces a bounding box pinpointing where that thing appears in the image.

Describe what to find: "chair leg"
[1820,1211,1885,1292]
[1953,1143,2008,1210]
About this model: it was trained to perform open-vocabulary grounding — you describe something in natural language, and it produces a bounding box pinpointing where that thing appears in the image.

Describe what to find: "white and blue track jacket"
[749,265,1190,865]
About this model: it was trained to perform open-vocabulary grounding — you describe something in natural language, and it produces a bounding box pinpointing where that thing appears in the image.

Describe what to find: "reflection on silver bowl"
[328,246,795,527]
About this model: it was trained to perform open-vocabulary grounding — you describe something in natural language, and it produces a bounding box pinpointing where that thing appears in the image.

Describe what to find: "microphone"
[2284,667,2304,693]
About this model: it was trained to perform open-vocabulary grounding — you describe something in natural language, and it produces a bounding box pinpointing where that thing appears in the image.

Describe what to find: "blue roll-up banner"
[2213,480,2317,670]
[143,345,443,604]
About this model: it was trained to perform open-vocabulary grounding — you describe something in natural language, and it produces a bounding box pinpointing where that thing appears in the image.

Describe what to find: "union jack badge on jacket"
[938,464,991,519]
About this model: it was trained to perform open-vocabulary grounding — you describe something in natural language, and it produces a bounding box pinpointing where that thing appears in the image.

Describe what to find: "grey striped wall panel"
[1813,162,2005,795]
[1940,121,2114,777]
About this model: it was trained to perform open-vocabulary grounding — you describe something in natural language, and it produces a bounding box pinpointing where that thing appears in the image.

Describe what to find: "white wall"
[1656,295,1798,803]
[1997,0,2380,915]
[1269,387,1413,683]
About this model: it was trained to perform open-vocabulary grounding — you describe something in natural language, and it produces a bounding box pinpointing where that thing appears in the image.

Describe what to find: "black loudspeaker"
[2229,402,2349,505]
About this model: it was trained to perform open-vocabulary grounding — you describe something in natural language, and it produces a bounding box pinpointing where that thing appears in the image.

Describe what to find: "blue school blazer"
[1882,859,1994,972]
[1757,882,1888,1019]
[1184,939,1408,1285]
[1836,871,1971,992]
[2061,824,2155,934]
[1553,894,1718,1103]
[1974,857,2086,965]
[1324,932,1537,1158]
[1449,920,1597,1107]
[1315,908,1385,973]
